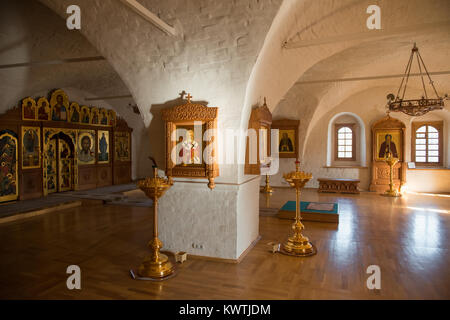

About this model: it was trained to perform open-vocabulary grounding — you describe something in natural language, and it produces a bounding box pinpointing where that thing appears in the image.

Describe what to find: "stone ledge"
[323,166,368,169]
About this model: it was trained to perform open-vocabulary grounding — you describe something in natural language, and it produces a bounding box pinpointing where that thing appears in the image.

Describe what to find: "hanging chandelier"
[386,43,447,116]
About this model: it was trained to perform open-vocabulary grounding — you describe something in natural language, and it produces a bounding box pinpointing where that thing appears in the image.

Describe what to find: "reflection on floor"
[0,187,449,299]
[0,184,150,222]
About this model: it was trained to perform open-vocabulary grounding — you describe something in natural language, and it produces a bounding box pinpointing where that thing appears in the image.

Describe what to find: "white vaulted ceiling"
[0,0,134,115]
[2,0,449,178]
[246,0,450,158]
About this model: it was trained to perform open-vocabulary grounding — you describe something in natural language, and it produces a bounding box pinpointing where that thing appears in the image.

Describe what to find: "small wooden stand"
[318,178,360,194]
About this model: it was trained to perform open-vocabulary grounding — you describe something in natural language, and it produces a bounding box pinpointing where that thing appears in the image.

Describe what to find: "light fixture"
[387,43,447,116]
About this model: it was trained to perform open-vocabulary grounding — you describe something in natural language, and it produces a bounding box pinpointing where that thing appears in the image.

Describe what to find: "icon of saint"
[0,138,16,196]
[78,136,94,163]
[92,111,99,124]
[52,95,67,121]
[99,133,108,162]
[38,102,48,120]
[279,132,294,152]
[47,176,55,190]
[379,134,398,158]
[179,130,200,165]
[24,101,35,119]
[81,109,89,123]
[71,108,80,122]
[47,143,55,159]
[100,112,108,125]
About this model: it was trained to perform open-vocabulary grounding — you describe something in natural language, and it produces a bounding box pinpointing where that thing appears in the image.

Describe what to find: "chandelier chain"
[416,51,428,100]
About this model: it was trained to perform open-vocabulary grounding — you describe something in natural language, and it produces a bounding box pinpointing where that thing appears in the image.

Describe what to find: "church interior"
[0,0,449,301]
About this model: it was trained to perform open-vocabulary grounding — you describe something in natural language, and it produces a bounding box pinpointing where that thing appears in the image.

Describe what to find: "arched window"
[327,113,365,167]
[335,124,355,160]
[412,121,443,166]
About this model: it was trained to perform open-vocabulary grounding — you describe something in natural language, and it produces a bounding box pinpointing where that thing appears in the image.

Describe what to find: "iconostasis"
[0,89,132,203]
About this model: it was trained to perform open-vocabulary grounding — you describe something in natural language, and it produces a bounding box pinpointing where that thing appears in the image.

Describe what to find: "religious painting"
[97,130,109,164]
[22,97,36,120]
[77,130,95,165]
[37,97,50,121]
[58,139,72,191]
[279,130,295,153]
[271,119,299,159]
[161,94,219,189]
[80,106,90,124]
[69,102,81,123]
[45,138,57,194]
[114,131,130,161]
[21,126,40,169]
[376,130,402,161]
[90,107,99,125]
[99,109,109,126]
[50,89,69,122]
[175,124,204,166]
[108,110,116,126]
[0,131,18,203]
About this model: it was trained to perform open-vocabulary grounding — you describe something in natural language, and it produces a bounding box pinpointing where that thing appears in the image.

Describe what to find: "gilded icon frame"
[36,97,50,121]
[161,96,219,189]
[0,131,19,202]
[21,126,41,169]
[77,129,96,165]
[22,97,37,121]
[375,129,403,161]
[69,102,81,124]
[114,131,130,162]
[98,130,110,164]
[272,119,300,159]
[50,89,69,122]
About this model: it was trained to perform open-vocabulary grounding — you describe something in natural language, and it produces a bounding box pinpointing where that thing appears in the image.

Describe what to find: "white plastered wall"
[35,0,283,260]
[269,86,450,193]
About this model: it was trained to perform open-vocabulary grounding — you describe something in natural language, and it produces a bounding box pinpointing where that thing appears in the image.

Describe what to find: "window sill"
[408,167,449,171]
[323,166,368,169]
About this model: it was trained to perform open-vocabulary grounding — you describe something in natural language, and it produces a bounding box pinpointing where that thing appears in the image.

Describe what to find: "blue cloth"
[280,201,338,214]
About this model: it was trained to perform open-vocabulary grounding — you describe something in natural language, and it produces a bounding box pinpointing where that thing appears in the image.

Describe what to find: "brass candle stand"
[261,174,273,194]
[136,167,176,280]
[383,152,401,197]
[280,161,316,257]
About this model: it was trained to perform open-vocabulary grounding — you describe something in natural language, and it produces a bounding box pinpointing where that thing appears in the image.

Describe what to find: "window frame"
[411,121,443,167]
[334,123,356,161]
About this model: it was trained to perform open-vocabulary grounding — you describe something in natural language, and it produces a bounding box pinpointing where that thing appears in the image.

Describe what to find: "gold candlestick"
[280,161,316,256]
[261,174,273,194]
[383,152,401,197]
[136,167,175,279]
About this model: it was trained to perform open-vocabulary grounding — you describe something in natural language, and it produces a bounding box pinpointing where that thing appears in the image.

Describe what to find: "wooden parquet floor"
[0,188,449,299]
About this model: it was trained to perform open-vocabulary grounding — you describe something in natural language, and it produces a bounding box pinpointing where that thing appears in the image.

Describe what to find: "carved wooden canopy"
[369,115,407,193]
[249,101,272,125]
[372,115,406,130]
[245,98,273,175]
[161,102,218,121]
[162,94,219,190]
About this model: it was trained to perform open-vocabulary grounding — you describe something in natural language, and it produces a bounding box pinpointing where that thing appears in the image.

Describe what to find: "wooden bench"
[318,178,360,194]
